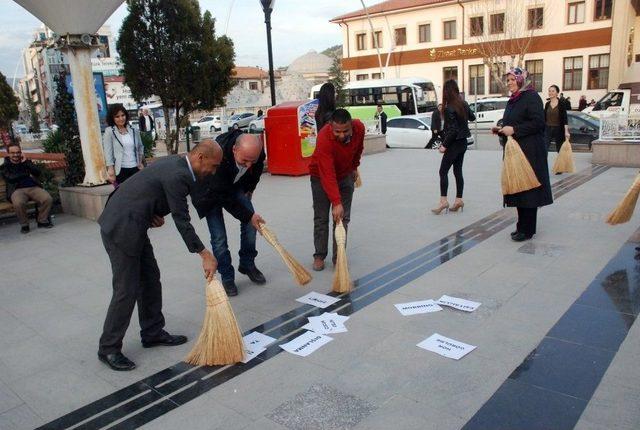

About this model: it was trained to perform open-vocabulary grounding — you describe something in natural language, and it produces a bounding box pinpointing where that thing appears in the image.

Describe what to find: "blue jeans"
[205,191,257,283]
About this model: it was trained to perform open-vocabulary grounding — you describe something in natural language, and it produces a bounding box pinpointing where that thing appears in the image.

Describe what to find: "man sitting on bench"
[1,142,53,234]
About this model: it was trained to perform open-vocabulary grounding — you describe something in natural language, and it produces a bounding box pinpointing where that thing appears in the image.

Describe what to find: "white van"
[468,97,509,129]
[584,64,640,118]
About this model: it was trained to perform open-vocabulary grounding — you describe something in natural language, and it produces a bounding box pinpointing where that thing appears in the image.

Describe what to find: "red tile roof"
[331,0,453,22]
[233,67,268,80]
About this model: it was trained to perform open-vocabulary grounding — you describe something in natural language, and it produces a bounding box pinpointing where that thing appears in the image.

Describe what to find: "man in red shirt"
[309,108,364,271]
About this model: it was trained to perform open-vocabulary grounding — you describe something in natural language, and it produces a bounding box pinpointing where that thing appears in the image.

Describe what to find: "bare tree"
[467,0,550,94]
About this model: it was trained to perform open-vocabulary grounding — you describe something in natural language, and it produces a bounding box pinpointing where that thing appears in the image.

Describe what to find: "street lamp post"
[260,0,277,106]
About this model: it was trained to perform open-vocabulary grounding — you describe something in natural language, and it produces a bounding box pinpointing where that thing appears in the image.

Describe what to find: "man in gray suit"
[97,140,222,371]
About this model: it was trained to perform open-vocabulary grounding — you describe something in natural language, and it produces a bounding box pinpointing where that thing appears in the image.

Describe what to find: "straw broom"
[259,223,312,286]
[185,277,245,366]
[606,173,640,225]
[332,220,352,293]
[501,136,541,195]
[354,169,362,188]
[552,139,575,174]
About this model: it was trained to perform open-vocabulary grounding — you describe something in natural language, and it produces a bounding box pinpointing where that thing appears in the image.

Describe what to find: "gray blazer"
[102,125,145,175]
[98,155,205,257]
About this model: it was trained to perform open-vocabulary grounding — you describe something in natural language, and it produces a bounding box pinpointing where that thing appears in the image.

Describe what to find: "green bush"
[37,163,60,202]
[141,132,154,159]
[42,129,64,153]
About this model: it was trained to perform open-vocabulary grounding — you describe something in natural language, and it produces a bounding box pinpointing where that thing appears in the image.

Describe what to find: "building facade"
[331,0,639,106]
[18,25,120,124]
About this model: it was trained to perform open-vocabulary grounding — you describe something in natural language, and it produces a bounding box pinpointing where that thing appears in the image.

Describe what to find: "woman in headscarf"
[498,67,553,241]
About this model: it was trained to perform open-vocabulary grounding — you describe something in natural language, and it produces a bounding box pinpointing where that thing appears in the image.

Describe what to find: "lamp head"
[259,0,276,12]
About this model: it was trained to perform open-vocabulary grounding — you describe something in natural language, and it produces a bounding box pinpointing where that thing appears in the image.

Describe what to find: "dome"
[288,50,332,74]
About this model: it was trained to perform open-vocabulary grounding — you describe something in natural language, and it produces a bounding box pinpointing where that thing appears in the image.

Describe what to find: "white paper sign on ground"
[394,299,443,316]
[417,333,476,360]
[308,312,350,325]
[241,345,266,363]
[243,332,277,350]
[437,295,481,312]
[280,331,333,357]
[302,321,347,334]
[296,292,341,309]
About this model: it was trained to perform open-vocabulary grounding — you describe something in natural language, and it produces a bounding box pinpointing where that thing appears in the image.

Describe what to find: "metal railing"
[599,115,640,142]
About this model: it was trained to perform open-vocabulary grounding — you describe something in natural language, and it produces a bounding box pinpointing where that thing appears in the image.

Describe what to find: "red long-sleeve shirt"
[309,119,365,205]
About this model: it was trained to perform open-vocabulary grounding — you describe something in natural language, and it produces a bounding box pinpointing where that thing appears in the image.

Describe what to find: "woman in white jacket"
[103,104,145,185]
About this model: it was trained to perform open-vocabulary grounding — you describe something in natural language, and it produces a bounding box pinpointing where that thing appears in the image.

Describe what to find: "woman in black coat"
[544,84,570,154]
[432,80,475,214]
[498,67,553,242]
[315,82,336,132]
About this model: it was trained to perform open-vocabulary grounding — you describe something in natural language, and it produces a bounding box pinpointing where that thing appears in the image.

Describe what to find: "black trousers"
[311,175,355,260]
[545,125,564,153]
[439,141,466,198]
[516,207,538,236]
[116,167,139,184]
[99,231,165,355]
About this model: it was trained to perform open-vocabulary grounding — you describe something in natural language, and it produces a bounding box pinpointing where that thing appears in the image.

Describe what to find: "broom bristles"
[355,169,362,188]
[552,139,575,174]
[606,173,640,225]
[185,278,245,366]
[259,224,312,286]
[501,136,542,195]
[332,221,352,293]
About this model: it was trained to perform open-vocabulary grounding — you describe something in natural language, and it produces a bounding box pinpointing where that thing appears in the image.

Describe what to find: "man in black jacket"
[97,140,221,371]
[191,130,266,296]
[1,142,53,233]
[374,104,387,134]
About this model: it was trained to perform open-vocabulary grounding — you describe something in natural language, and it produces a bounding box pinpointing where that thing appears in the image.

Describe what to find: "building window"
[249,82,258,90]
[394,27,407,45]
[563,56,583,90]
[418,24,431,43]
[443,66,458,83]
[372,31,383,49]
[356,74,368,81]
[356,33,366,51]
[372,73,382,79]
[594,0,612,20]
[525,60,543,90]
[443,20,456,40]
[469,65,485,95]
[527,7,544,29]
[490,13,505,34]
[489,63,506,94]
[568,2,585,24]
[470,16,484,36]
[588,54,609,89]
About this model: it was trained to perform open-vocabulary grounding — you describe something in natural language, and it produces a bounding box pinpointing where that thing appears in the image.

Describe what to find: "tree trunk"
[162,106,173,155]
[174,102,181,155]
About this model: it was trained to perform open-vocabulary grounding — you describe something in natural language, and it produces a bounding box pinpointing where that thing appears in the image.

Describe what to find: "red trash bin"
[264,100,319,176]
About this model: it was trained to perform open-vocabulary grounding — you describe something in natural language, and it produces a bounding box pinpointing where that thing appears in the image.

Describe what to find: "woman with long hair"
[544,84,570,155]
[103,104,145,186]
[315,82,336,131]
[432,80,475,214]
[498,67,553,241]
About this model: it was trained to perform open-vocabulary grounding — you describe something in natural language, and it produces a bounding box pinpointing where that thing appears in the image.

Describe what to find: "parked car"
[228,112,257,130]
[248,115,264,133]
[386,114,473,148]
[14,124,28,135]
[193,115,223,132]
[497,110,599,150]
[468,97,509,129]
[566,111,600,149]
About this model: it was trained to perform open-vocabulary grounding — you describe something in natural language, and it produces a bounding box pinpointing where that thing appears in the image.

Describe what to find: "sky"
[0,0,361,85]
